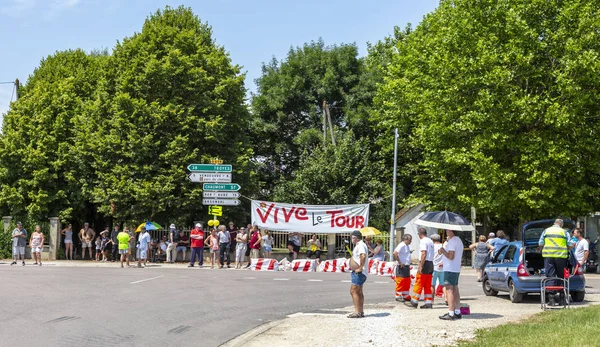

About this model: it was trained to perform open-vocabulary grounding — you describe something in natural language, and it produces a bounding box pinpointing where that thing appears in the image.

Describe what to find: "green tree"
[374,0,600,223]
[83,6,253,225]
[0,49,107,223]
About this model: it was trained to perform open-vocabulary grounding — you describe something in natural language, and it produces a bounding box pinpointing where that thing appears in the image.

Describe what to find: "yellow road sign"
[208,205,222,216]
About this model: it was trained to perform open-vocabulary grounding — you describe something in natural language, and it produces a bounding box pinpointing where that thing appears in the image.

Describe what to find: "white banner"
[251,200,369,233]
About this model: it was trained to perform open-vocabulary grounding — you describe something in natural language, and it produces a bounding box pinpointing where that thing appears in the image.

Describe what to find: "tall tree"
[84,6,253,225]
[0,49,107,223]
[374,0,600,223]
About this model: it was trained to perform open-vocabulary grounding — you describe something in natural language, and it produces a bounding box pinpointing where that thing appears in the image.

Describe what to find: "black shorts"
[287,241,300,253]
[396,264,411,278]
[421,260,434,275]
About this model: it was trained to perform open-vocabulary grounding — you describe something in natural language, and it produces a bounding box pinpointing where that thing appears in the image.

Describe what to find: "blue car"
[482,219,585,303]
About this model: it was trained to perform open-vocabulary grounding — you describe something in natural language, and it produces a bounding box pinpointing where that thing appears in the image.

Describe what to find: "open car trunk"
[524,246,545,275]
[522,219,578,276]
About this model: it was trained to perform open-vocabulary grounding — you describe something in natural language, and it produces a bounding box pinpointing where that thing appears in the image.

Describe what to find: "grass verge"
[458,305,600,347]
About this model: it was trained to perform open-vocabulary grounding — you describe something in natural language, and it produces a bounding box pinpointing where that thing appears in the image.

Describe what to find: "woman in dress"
[29,225,45,266]
[469,235,494,282]
[61,223,74,260]
[235,226,248,269]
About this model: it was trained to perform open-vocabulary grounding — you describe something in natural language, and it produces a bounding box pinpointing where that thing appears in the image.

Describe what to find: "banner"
[251,200,369,233]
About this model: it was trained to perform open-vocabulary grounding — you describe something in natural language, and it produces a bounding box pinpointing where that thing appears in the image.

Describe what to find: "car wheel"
[482,276,498,296]
[508,280,523,303]
[571,291,585,302]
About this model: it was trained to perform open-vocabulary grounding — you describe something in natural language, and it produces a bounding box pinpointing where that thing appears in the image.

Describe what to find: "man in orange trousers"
[394,234,412,302]
[406,228,434,308]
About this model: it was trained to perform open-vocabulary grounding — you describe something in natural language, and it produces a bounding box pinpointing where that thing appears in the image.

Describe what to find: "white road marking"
[243,277,256,280]
[374,281,388,284]
[341,280,351,283]
[130,275,164,284]
[307,279,323,282]
[273,278,289,281]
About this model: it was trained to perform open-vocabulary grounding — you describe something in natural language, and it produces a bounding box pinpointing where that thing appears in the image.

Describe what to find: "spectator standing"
[227,222,237,259]
[348,230,368,318]
[189,223,205,268]
[61,223,74,260]
[244,224,252,267]
[29,225,45,266]
[262,230,273,258]
[166,224,178,263]
[287,232,302,260]
[573,228,589,268]
[175,230,189,262]
[137,227,151,268]
[489,230,508,255]
[217,225,231,268]
[438,229,464,321]
[431,234,446,303]
[249,226,261,260]
[110,224,120,262]
[393,234,412,302]
[206,228,220,269]
[11,222,27,266]
[78,222,95,260]
[157,236,167,261]
[407,228,435,309]
[235,226,248,269]
[94,236,101,261]
[128,227,136,261]
[370,239,385,261]
[306,234,322,260]
[486,232,495,244]
[469,235,494,282]
[100,229,111,262]
[116,228,131,268]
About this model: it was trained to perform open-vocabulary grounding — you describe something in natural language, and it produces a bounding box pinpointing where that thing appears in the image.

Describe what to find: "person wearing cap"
[486,232,495,245]
[188,223,205,267]
[393,234,412,302]
[100,228,111,262]
[348,230,368,318]
[137,226,151,268]
[166,224,178,263]
[11,222,27,266]
[78,222,95,260]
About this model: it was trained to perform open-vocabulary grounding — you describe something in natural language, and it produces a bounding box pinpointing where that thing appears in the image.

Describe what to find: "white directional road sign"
[188,172,232,183]
[203,192,241,199]
[203,183,241,191]
[187,164,232,172]
[202,199,241,206]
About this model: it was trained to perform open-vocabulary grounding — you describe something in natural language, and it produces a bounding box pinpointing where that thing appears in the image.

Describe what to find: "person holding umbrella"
[438,229,464,320]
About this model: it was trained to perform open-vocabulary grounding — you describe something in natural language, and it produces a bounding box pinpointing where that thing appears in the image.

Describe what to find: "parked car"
[482,219,585,303]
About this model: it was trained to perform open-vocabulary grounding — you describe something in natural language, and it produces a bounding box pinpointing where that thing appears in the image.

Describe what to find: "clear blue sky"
[0,0,439,121]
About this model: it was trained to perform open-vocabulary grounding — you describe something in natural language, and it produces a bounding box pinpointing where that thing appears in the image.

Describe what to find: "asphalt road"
[0,263,599,347]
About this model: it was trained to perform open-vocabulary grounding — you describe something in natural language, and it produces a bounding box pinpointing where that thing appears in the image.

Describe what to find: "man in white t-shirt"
[348,230,368,319]
[438,229,463,320]
[137,227,151,268]
[407,228,435,309]
[393,234,412,302]
[574,228,589,268]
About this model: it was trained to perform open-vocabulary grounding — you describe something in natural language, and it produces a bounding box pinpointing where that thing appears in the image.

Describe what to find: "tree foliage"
[374,0,600,222]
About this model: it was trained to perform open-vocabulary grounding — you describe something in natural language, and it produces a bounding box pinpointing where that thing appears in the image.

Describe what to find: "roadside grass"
[459,305,600,347]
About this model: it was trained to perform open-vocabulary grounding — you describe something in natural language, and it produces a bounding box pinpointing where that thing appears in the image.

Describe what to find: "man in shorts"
[79,222,95,260]
[348,230,368,318]
[438,229,464,320]
[117,228,131,268]
[11,222,27,266]
[137,227,151,268]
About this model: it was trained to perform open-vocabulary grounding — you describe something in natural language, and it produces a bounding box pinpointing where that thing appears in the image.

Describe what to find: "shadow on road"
[365,312,391,318]
[466,313,503,319]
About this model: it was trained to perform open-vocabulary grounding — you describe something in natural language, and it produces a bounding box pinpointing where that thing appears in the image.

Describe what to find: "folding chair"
[541,265,577,310]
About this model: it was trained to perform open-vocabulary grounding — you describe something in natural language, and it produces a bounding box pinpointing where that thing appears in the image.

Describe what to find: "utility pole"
[389,128,399,256]
[322,101,336,147]
[14,79,19,100]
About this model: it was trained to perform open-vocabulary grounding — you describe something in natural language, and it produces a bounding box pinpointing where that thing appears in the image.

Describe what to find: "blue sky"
[0,0,439,122]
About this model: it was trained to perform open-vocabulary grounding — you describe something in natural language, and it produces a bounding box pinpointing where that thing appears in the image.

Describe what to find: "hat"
[100,230,108,235]
[169,224,176,230]
[16,221,22,225]
[351,230,362,239]
[195,223,202,228]
[488,232,495,238]
[431,234,441,241]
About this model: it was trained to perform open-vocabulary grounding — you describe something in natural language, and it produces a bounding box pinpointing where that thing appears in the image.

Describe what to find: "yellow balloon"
[208,220,214,227]
[214,220,220,226]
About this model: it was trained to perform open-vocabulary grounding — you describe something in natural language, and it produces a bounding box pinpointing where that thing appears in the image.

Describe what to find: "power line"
[0,81,15,84]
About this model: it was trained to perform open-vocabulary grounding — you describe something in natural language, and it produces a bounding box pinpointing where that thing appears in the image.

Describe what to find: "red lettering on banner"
[274,207,279,223]
[327,210,343,227]
[282,207,296,222]
[257,203,275,223]
[295,208,308,220]
[356,216,365,228]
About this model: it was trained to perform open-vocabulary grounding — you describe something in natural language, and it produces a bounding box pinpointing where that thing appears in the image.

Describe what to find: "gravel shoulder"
[224,294,600,347]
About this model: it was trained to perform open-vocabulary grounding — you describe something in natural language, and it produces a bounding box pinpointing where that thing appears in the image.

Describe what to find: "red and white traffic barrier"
[249,258,279,271]
[377,261,396,277]
[290,259,317,272]
[318,258,350,273]
[368,258,380,275]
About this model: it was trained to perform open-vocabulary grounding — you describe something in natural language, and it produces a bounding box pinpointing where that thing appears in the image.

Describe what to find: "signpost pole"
[389,128,399,256]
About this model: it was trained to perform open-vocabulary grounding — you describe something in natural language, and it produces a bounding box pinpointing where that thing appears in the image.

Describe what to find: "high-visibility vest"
[542,226,568,258]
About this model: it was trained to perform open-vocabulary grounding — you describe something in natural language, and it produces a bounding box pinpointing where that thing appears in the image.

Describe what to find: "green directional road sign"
[203,183,241,191]
[187,164,232,172]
